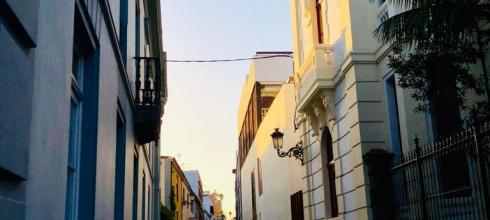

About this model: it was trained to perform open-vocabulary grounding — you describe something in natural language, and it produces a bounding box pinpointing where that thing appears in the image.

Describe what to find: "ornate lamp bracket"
[276,140,304,165]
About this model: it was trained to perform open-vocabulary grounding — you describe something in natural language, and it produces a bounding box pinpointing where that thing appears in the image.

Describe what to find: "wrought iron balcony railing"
[135,57,161,106]
[133,57,163,144]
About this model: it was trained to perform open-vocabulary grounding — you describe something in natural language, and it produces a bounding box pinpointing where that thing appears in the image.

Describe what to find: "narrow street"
[0,0,489,220]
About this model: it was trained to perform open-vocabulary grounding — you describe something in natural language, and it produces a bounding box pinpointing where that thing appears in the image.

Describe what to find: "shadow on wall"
[332,28,346,71]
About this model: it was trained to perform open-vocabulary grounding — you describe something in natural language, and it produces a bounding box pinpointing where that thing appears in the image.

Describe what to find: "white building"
[289,0,428,219]
[236,52,305,220]
[289,0,490,219]
[184,170,205,220]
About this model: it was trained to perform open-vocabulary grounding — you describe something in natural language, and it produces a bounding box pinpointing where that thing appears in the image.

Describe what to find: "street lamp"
[270,128,304,165]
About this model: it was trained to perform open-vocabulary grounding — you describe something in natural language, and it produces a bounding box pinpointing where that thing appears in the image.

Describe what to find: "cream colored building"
[236,52,307,220]
[290,0,434,219]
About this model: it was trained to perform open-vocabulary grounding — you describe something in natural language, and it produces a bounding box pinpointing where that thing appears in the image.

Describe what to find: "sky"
[160,0,292,217]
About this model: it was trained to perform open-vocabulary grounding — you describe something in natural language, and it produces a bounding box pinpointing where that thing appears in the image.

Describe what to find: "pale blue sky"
[160,0,292,216]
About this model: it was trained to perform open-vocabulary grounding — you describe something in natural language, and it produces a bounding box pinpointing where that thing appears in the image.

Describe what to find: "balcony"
[134,57,163,144]
[296,44,335,112]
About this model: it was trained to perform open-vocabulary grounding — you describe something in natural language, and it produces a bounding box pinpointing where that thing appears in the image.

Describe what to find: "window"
[119,0,128,64]
[114,113,126,220]
[132,154,139,220]
[290,191,304,220]
[135,0,141,57]
[321,129,338,218]
[144,17,151,45]
[183,188,186,204]
[191,199,194,213]
[65,39,84,220]
[315,0,324,44]
[142,172,146,220]
[385,74,403,160]
[261,108,269,119]
[147,186,151,220]
[257,158,263,196]
[251,172,257,220]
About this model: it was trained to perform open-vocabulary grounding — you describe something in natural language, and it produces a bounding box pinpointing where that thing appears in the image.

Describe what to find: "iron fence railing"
[390,121,490,220]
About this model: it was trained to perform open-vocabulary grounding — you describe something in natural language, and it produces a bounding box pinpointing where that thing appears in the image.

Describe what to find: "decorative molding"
[320,90,336,122]
[302,89,336,136]
[305,106,320,136]
[313,98,327,129]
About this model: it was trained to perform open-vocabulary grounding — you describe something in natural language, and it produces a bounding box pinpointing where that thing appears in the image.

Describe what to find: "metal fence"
[390,121,490,220]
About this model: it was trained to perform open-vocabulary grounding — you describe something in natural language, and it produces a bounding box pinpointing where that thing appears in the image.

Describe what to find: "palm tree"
[371,0,490,103]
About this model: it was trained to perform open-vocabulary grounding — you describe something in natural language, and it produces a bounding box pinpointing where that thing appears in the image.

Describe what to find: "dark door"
[321,128,338,218]
[290,191,304,220]
[251,172,257,220]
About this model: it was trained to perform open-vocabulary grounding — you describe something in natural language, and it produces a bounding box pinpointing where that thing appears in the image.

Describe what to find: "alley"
[0,0,489,220]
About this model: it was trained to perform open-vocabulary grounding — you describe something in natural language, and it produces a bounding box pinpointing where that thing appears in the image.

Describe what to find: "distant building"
[0,0,165,220]
[235,52,303,220]
[208,192,225,220]
[234,52,293,220]
[160,157,204,220]
[203,191,214,220]
[184,170,205,220]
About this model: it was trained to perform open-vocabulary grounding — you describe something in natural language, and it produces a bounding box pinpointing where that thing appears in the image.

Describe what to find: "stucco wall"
[240,84,303,220]
[237,54,293,133]
[289,1,434,219]
[0,0,162,219]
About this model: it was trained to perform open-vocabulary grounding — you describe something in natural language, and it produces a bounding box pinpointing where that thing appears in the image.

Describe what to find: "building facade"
[289,0,422,219]
[0,0,166,219]
[235,52,306,220]
[289,0,490,219]
[160,157,204,220]
[207,192,225,220]
[184,170,205,220]
[203,191,215,220]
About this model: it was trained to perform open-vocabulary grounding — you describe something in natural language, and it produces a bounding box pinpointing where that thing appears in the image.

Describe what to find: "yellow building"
[161,156,198,220]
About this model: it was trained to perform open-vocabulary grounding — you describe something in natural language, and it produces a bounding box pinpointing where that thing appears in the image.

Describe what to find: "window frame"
[65,38,85,220]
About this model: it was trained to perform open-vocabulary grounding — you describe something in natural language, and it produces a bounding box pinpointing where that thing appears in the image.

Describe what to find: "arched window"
[321,128,338,217]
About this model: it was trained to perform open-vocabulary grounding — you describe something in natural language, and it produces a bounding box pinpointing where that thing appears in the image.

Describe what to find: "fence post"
[414,136,428,220]
[363,149,394,220]
[473,122,490,219]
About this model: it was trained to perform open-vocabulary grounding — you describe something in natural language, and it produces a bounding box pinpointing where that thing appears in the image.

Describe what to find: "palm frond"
[374,6,431,46]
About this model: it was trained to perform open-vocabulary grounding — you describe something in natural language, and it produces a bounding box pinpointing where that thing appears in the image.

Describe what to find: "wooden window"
[315,0,324,44]
[290,191,304,220]
[257,158,263,196]
[251,172,257,220]
[176,181,179,201]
